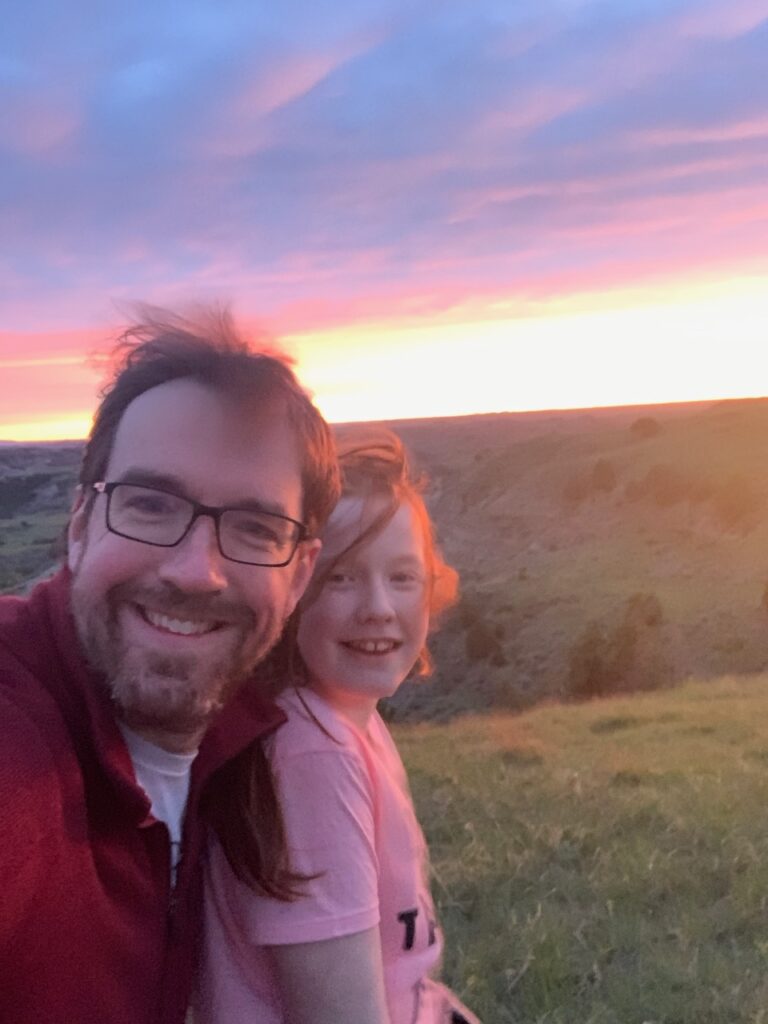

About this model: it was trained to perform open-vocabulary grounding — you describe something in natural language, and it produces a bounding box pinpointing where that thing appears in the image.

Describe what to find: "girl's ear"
[67,486,88,572]
[286,538,322,618]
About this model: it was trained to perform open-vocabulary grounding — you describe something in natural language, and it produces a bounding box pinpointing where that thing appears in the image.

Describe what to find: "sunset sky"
[2,0,767,440]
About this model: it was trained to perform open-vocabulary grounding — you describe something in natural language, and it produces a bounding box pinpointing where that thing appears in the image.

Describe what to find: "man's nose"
[157,515,228,592]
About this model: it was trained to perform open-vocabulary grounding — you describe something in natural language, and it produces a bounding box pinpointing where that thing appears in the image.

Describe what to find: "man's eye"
[243,521,276,539]
[230,515,282,547]
[123,494,178,516]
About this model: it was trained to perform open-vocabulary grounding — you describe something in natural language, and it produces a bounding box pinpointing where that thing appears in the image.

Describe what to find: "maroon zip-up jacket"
[0,568,284,1024]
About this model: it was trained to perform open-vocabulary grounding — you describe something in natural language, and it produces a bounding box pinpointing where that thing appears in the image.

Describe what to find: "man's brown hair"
[78,305,340,536]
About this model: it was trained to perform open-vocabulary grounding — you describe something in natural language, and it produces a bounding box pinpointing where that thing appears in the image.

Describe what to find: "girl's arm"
[269,926,390,1024]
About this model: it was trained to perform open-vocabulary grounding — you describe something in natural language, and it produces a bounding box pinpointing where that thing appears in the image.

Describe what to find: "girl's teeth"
[348,640,396,653]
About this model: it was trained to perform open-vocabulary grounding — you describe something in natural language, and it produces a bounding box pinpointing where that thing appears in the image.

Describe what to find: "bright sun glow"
[2,414,95,443]
[286,275,768,422]
[1,274,766,441]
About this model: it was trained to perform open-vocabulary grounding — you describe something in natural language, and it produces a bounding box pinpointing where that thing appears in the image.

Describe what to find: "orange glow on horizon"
[1,414,94,444]
[287,273,768,422]
[1,273,767,441]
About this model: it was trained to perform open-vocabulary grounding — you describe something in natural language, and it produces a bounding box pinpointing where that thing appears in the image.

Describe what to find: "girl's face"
[297,497,430,722]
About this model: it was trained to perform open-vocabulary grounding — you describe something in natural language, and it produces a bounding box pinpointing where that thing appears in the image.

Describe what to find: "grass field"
[396,675,768,1023]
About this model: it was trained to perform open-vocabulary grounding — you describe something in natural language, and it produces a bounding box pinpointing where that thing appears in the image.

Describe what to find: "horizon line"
[3,392,767,445]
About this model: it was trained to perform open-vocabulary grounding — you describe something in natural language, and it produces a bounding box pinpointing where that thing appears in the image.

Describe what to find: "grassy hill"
[402,674,768,1023]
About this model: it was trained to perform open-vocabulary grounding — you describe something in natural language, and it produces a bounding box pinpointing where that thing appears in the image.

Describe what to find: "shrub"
[592,459,617,493]
[625,592,663,628]
[630,416,661,440]
[562,473,590,507]
[567,593,664,699]
[711,474,762,533]
[465,621,505,665]
[567,622,610,699]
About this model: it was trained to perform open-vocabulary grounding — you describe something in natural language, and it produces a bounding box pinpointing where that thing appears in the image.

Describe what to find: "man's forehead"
[105,377,303,508]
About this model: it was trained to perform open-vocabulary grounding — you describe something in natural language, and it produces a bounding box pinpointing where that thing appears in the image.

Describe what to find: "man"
[0,308,340,1024]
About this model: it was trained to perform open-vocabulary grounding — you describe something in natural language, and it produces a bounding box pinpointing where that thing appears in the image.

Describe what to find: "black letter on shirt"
[398,908,418,950]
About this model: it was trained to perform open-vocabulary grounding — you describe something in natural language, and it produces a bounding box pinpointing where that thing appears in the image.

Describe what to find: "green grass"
[395,676,768,1023]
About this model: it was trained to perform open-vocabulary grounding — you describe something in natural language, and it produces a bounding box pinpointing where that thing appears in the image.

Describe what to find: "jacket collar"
[4,568,284,821]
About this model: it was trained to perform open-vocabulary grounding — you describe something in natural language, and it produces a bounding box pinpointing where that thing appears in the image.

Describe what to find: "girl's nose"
[356,577,395,622]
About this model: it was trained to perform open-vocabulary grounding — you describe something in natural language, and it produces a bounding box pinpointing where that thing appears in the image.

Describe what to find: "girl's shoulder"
[269,688,361,758]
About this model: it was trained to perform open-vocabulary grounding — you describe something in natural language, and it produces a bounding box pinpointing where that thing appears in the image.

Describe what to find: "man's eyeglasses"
[92,481,308,567]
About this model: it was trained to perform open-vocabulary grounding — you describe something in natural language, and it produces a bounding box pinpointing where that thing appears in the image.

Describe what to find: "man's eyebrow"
[113,468,293,517]
[115,469,190,493]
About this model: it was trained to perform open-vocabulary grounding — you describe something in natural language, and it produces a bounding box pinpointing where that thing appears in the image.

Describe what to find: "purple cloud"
[0,0,765,337]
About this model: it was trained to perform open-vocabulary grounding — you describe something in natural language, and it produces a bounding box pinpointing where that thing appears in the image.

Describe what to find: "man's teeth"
[346,639,398,654]
[143,609,218,636]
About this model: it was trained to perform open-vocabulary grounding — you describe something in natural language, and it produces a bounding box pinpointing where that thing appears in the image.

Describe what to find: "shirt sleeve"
[232,746,380,946]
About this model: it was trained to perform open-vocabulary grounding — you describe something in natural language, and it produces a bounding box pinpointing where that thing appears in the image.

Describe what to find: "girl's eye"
[391,571,423,586]
[326,571,353,585]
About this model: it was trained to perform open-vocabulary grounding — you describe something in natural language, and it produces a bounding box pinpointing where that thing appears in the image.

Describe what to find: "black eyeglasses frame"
[91,480,308,568]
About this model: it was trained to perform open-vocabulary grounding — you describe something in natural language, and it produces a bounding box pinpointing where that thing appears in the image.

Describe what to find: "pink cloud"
[196,29,385,159]
[676,0,768,38]
[0,328,107,363]
[471,86,588,140]
[635,118,768,146]
[1,92,80,156]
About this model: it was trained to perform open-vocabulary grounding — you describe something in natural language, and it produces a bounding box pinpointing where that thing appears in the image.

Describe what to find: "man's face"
[68,378,319,750]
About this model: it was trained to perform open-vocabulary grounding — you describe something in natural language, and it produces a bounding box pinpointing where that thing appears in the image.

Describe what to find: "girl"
[198,430,480,1024]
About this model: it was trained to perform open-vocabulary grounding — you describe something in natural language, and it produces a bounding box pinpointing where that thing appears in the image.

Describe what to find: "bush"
[625,592,663,628]
[592,459,617,493]
[711,474,762,532]
[630,416,661,440]
[567,621,610,699]
[562,473,590,507]
[465,621,506,665]
[562,461,617,507]
[567,593,664,699]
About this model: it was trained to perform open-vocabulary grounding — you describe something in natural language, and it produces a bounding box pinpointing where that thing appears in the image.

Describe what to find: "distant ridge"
[344,397,738,431]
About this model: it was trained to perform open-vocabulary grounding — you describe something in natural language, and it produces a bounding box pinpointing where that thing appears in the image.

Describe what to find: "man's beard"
[71,579,287,740]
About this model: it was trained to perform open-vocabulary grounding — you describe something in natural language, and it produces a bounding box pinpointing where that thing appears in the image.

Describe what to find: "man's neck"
[120,722,205,755]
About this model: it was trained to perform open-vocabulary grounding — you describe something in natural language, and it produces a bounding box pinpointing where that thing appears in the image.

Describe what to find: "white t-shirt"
[119,724,196,885]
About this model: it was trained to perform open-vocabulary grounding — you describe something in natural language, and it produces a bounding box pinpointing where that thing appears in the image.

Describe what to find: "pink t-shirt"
[198,688,478,1024]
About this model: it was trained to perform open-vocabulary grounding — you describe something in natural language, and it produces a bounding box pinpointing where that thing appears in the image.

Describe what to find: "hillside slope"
[3,397,768,715]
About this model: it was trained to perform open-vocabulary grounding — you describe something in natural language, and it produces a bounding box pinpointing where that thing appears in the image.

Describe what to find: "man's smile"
[138,606,226,637]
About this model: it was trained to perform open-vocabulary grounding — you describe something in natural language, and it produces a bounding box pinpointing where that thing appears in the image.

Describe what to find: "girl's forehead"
[320,495,424,563]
